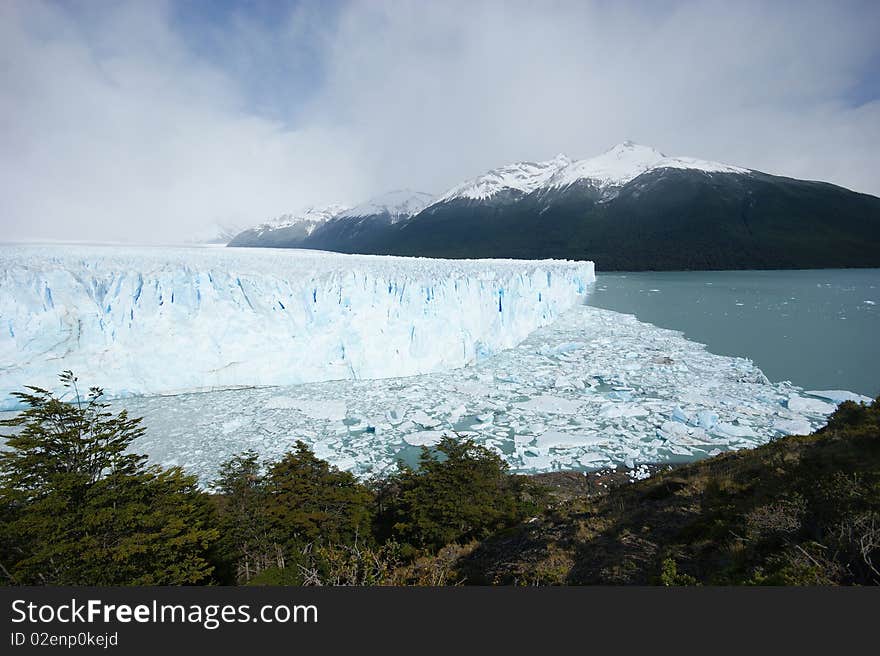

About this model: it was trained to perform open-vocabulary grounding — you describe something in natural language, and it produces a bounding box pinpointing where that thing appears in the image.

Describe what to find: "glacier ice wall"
[0,245,594,409]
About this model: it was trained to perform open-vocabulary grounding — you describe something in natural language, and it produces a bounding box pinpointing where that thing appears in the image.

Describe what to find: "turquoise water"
[586,269,880,397]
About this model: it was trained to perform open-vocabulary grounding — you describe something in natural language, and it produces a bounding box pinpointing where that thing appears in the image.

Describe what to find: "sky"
[2,0,879,243]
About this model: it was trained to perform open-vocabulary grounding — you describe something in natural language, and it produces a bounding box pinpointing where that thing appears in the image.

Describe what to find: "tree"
[378,436,542,552]
[263,441,374,553]
[214,451,280,584]
[0,372,219,585]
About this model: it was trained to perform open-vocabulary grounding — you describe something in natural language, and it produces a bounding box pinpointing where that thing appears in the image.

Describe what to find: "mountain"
[433,142,748,205]
[227,204,349,248]
[339,189,435,221]
[186,221,247,245]
[228,143,880,271]
[227,192,435,251]
[303,190,434,252]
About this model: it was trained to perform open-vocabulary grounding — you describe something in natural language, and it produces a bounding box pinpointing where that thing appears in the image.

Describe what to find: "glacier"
[107,304,860,485]
[0,244,595,409]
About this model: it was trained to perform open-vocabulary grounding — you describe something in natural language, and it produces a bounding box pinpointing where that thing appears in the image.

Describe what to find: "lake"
[586,269,880,397]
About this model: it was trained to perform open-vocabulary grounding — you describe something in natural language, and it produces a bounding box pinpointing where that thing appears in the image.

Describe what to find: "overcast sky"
[2,0,879,243]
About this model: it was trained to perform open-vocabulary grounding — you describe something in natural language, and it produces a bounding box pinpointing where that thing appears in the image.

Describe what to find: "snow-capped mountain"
[434,154,572,203]
[545,141,748,190]
[253,204,349,236]
[430,141,750,206]
[227,204,349,248]
[228,193,433,249]
[226,142,880,271]
[338,190,434,223]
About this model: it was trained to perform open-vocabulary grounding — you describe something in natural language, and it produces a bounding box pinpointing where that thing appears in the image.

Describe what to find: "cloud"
[1,0,879,242]
[0,1,369,242]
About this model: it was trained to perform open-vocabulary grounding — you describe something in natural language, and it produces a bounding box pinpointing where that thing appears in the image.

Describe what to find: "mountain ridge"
[226,143,880,271]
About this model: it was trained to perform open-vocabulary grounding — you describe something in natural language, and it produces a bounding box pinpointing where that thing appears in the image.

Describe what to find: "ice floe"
[100,305,858,485]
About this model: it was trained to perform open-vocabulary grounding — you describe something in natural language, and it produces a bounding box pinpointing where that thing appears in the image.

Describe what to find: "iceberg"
[0,244,594,409]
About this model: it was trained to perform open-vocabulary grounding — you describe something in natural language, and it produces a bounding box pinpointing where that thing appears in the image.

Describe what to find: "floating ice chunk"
[787,395,836,415]
[386,407,406,424]
[514,395,582,414]
[535,429,602,450]
[521,452,555,469]
[657,421,711,446]
[804,390,873,405]
[329,455,357,470]
[540,341,585,356]
[714,422,758,438]
[658,421,711,445]
[695,410,719,429]
[599,403,649,419]
[578,452,606,466]
[553,376,585,390]
[773,418,813,435]
[221,417,247,435]
[410,410,440,428]
[403,430,446,446]
[264,397,347,421]
[659,421,689,439]
[448,404,467,424]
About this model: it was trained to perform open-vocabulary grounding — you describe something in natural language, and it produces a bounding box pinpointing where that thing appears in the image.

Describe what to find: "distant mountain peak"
[434,155,573,203]
[546,142,669,190]
[339,190,434,223]
[269,204,349,226]
[428,142,752,205]
[250,204,349,238]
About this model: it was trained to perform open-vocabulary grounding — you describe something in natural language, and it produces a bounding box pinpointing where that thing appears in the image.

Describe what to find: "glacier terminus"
[0,244,594,407]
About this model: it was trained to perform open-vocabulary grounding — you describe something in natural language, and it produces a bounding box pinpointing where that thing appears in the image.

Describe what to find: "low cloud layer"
[2,0,879,243]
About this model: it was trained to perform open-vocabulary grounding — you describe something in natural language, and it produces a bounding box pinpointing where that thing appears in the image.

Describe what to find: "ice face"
[101,304,849,486]
[0,244,594,409]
